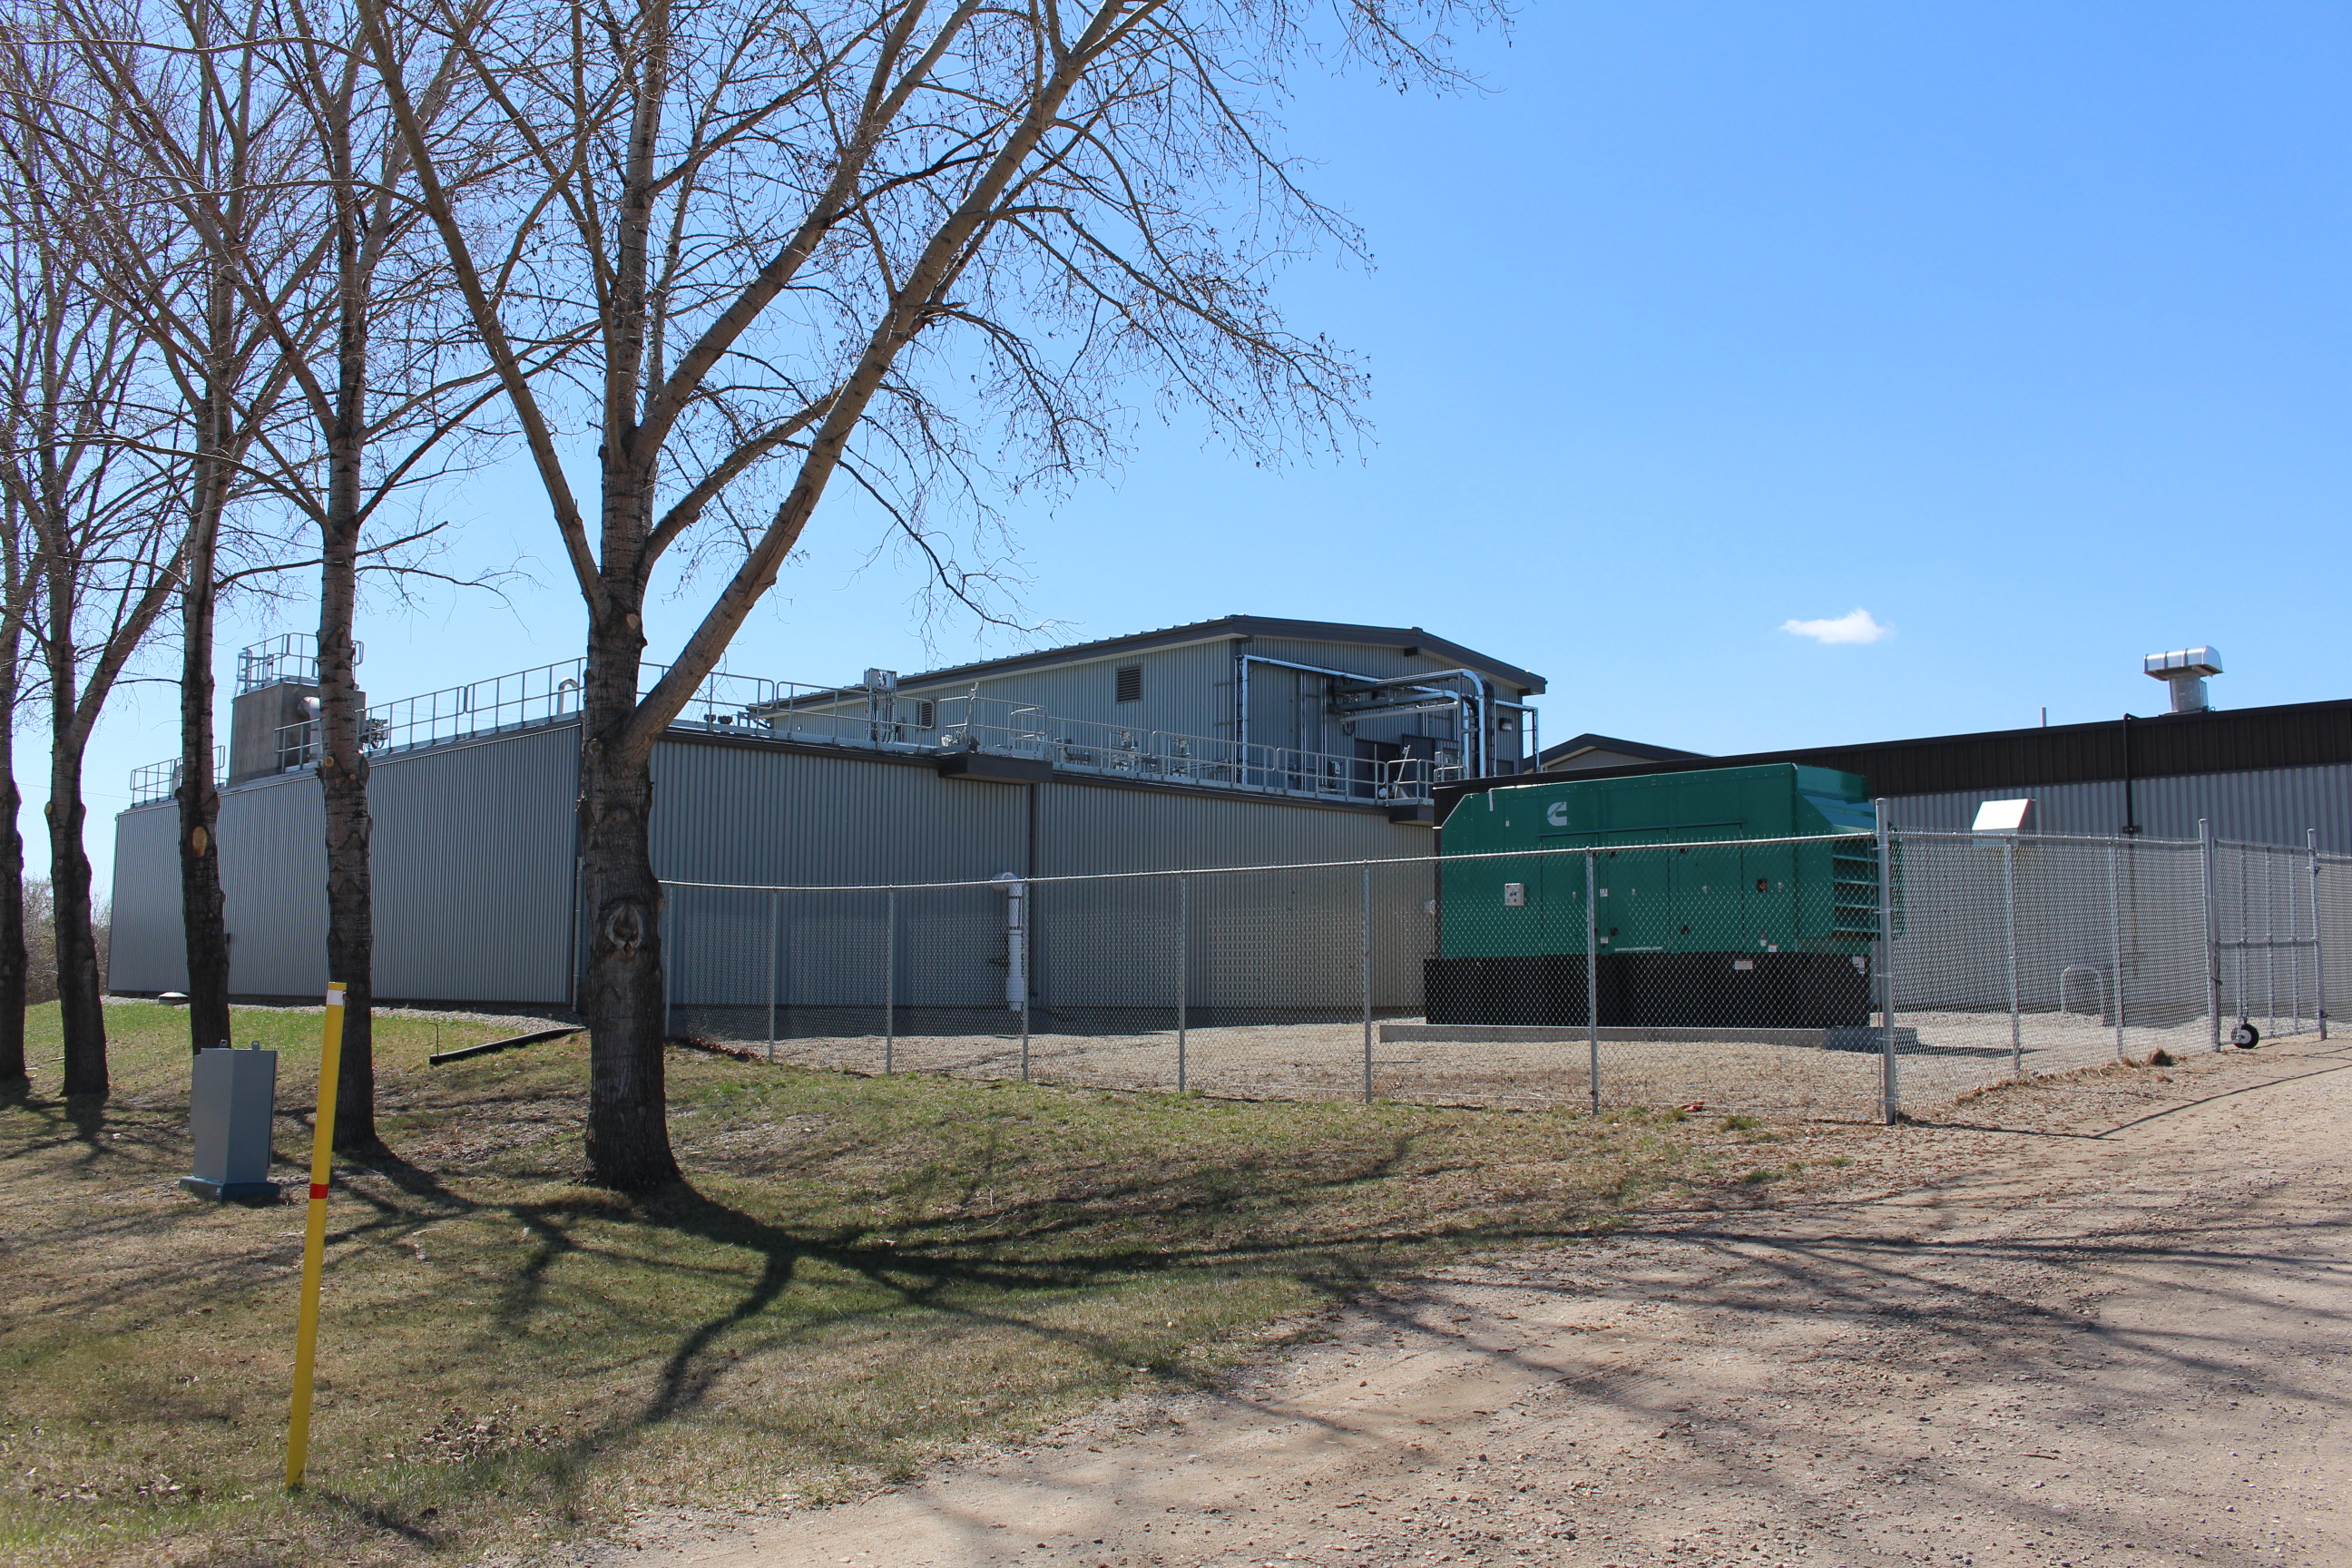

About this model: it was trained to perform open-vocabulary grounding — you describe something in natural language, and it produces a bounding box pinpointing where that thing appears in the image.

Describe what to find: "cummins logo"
[1546,800,1568,827]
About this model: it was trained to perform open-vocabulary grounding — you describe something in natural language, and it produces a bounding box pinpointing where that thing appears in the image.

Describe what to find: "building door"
[1352,738,1402,799]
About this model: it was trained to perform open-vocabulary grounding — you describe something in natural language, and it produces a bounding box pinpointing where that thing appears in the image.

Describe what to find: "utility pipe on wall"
[1235,654,1501,778]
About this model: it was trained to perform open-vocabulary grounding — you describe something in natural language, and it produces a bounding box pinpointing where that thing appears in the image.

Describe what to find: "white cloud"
[1780,607,1891,645]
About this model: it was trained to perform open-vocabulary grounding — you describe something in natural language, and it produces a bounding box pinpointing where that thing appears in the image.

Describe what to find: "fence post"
[1017,880,1031,1083]
[1877,800,1898,1124]
[2004,834,2022,1080]
[1176,874,1189,1093]
[2200,818,2220,1053]
[2256,844,2272,1035]
[2108,840,2125,1061]
[2310,828,2328,1042]
[662,892,674,1041]
[884,887,896,1074]
[1360,861,1374,1105]
[765,891,778,1064]
[1584,849,1600,1116]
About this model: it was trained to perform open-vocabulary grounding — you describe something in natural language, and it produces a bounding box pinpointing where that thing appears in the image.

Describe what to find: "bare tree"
[68,0,505,1144]
[358,0,1469,1187]
[36,0,328,1064]
[0,484,34,1093]
[0,49,187,1096]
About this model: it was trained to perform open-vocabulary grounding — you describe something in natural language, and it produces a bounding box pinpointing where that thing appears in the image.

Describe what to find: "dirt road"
[632,1038,2352,1568]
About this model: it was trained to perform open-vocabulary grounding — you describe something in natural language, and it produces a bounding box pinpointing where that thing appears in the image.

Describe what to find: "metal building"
[108,617,1544,1006]
[1501,649,2352,852]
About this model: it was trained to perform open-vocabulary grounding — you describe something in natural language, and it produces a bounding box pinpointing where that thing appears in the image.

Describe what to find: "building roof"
[1537,732,1708,769]
[896,614,1546,695]
[1441,698,2352,819]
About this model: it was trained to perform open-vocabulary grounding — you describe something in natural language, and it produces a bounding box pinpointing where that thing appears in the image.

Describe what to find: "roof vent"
[2142,646,2220,714]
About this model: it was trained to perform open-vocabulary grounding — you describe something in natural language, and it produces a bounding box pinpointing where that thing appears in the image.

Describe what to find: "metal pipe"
[662,896,675,1042]
[884,887,896,1074]
[1877,800,1899,1124]
[2005,835,2021,1080]
[1235,652,1249,758]
[766,891,778,1064]
[2108,840,2125,1061]
[1001,876,1027,1009]
[1360,862,1375,1105]
[1238,656,1501,779]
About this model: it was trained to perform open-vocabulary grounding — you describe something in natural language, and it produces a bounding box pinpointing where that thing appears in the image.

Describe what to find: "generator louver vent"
[1114,664,1142,703]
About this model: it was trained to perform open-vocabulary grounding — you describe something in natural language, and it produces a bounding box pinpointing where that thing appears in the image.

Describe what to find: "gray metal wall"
[109,721,582,1003]
[649,738,1025,886]
[109,771,328,1000]
[107,804,192,994]
[652,731,1434,1014]
[896,633,1530,754]
[1883,762,2352,851]
[899,636,1240,740]
[116,720,1435,1008]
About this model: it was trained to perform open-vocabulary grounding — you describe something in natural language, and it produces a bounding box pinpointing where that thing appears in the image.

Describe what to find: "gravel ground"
[681,1012,2237,1120]
[616,1034,2352,1568]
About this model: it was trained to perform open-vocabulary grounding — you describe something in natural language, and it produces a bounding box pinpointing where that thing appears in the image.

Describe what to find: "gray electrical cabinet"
[181,1046,280,1200]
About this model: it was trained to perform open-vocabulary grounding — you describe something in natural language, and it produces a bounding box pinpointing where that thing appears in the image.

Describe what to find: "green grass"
[0,1001,1839,1565]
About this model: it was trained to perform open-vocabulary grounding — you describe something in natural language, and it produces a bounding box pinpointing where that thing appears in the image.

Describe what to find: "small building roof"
[896,614,1546,695]
[1443,697,2352,818]
[1538,732,1708,770]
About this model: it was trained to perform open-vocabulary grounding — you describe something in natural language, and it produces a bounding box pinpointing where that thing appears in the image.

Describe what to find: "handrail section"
[142,662,1454,808]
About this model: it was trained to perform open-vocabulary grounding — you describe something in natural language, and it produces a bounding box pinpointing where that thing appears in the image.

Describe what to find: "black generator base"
[1424,951,1871,1030]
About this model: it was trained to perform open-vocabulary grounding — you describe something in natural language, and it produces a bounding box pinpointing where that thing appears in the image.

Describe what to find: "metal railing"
[235,632,363,694]
[254,661,1457,808]
[926,693,1456,802]
[127,747,225,807]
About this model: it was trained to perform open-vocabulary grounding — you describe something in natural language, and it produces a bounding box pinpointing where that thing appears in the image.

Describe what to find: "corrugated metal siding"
[214,773,329,996]
[1243,636,1523,690]
[370,723,581,1003]
[1884,762,2352,850]
[650,737,1024,885]
[108,721,582,1003]
[108,805,187,991]
[1036,779,1426,875]
[925,638,1239,740]
[1034,785,1432,1011]
[899,634,1535,747]
[118,718,1444,1009]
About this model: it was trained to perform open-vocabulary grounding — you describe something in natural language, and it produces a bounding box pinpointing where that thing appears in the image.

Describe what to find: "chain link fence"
[655,825,2339,1122]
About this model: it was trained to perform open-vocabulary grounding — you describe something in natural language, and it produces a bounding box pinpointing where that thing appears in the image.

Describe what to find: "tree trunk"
[319,596,373,1147]
[176,502,231,1054]
[320,108,377,1150]
[0,675,25,1095]
[47,731,105,1099]
[577,599,676,1191]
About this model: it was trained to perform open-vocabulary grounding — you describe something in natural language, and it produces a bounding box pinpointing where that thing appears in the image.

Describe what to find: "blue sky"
[70,0,2351,895]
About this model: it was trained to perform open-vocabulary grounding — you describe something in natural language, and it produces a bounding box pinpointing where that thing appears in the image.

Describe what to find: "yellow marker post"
[286,981,346,1491]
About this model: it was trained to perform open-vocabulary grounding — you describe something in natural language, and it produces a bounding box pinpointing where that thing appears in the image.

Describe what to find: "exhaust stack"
[2144,646,2221,714]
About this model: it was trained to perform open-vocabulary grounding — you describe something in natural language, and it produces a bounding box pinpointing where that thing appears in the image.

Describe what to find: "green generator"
[1426,764,1882,1028]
